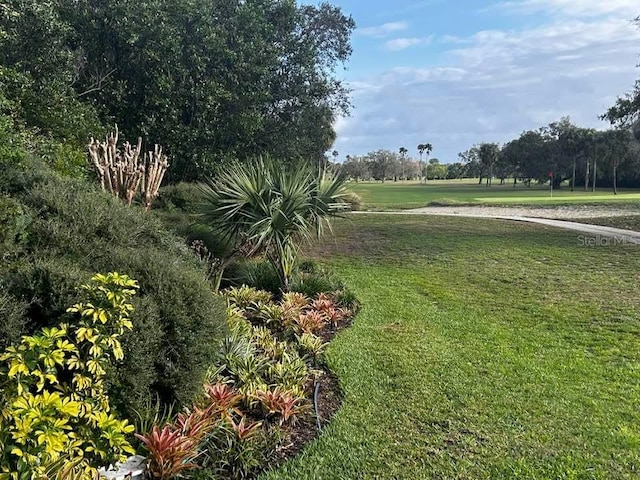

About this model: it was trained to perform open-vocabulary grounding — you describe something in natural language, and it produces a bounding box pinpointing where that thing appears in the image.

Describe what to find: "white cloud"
[447,19,639,66]
[335,15,640,162]
[493,0,638,17]
[385,36,433,51]
[358,21,409,38]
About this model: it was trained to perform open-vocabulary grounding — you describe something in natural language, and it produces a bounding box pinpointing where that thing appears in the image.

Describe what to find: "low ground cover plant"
[136,285,357,479]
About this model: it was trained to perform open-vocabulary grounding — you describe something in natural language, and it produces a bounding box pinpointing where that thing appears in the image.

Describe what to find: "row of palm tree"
[396,143,433,183]
[397,144,434,162]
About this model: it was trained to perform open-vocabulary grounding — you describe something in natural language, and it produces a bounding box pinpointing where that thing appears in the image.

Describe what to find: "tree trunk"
[478,174,483,185]
[613,162,617,195]
[513,176,517,188]
[584,157,590,191]
[571,159,576,192]
[592,153,597,193]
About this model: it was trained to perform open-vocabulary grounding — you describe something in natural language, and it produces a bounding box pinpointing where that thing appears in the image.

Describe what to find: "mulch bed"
[271,314,353,465]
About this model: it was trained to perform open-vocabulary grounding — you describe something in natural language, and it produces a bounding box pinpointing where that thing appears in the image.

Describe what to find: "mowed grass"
[351,180,640,209]
[580,216,640,232]
[263,214,640,479]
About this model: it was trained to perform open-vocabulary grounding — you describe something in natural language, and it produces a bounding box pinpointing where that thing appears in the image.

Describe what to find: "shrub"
[0,290,26,350]
[155,182,206,213]
[342,190,363,211]
[0,195,30,255]
[224,259,282,295]
[0,273,137,479]
[0,159,228,418]
[289,265,346,298]
[199,157,350,289]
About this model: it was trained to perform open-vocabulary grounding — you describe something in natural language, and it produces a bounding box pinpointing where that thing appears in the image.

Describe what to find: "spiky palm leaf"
[199,157,349,289]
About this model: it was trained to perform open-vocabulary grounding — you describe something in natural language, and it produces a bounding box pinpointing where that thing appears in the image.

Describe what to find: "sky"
[323,0,640,163]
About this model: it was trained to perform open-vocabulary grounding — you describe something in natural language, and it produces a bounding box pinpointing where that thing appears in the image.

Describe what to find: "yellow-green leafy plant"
[224,285,272,310]
[0,273,138,480]
[295,333,328,362]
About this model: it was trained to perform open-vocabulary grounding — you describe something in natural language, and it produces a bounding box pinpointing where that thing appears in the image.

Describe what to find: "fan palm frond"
[199,157,349,289]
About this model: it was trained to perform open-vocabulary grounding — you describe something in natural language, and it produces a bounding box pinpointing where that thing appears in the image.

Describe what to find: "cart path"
[352,209,640,243]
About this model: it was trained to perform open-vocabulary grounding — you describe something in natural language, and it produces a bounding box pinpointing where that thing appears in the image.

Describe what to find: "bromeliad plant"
[138,284,357,479]
[135,425,201,480]
[136,381,267,480]
[256,387,309,426]
[0,273,138,480]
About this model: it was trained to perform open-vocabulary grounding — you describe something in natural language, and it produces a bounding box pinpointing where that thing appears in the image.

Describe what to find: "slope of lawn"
[351,180,640,210]
[263,214,640,479]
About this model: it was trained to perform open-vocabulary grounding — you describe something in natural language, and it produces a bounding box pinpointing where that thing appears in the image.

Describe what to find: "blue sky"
[324,0,640,163]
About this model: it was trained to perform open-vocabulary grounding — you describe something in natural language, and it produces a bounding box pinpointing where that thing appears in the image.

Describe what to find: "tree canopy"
[0,0,355,181]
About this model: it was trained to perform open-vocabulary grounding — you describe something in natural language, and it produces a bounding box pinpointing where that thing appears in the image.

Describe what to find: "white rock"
[98,455,146,480]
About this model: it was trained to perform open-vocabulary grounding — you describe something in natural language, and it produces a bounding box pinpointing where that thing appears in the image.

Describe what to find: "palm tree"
[199,157,350,290]
[417,143,432,183]
[399,147,408,182]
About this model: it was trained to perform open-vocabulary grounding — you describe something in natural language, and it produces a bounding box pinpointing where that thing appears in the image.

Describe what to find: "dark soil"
[270,314,353,466]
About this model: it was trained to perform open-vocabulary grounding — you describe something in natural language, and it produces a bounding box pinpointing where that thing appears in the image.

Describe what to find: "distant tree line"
[455,117,639,192]
[340,147,454,183]
[0,0,355,181]
[339,116,640,191]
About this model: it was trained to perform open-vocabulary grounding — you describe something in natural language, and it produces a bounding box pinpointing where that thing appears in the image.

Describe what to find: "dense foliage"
[0,273,137,479]
[343,120,640,190]
[0,0,355,181]
[0,156,227,419]
[465,119,639,191]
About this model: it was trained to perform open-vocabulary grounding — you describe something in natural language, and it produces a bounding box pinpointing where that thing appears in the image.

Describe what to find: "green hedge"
[0,157,227,417]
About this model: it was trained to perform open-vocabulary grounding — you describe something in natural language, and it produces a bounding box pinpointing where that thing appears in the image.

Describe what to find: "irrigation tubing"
[313,379,322,431]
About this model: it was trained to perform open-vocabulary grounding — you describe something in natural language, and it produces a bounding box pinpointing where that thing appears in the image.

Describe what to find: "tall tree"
[500,139,522,187]
[478,143,500,187]
[547,118,582,190]
[458,146,481,182]
[367,149,400,183]
[1,0,356,181]
[343,155,369,182]
[0,0,103,147]
[599,129,630,195]
[399,146,408,182]
[417,143,432,183]
[426,158,447,180]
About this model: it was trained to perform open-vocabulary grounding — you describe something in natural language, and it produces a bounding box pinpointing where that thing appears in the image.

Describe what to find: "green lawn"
[351,180,640,209]
[263,214,640,479]
[580,216,640,232]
